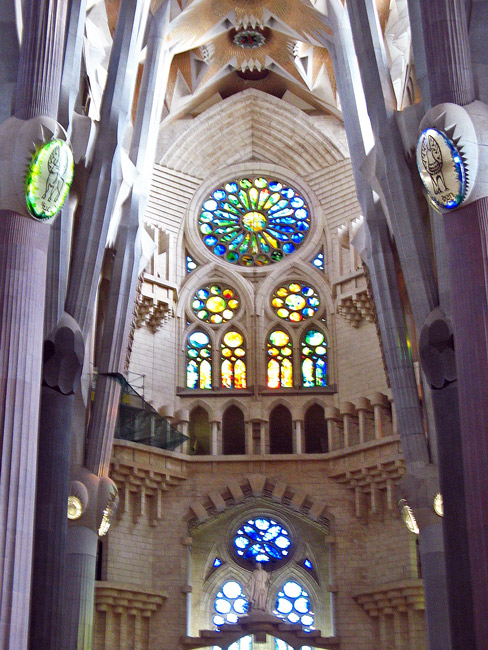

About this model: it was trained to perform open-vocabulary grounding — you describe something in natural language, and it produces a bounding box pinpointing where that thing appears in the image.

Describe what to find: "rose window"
[272,283,320,322]
[192,284,239,324]
[233,518,292,566]
[199,177,311,266]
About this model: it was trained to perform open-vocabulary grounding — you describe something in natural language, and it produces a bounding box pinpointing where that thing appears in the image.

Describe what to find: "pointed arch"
[222,405,246,455]
[189,406,211,455]
[269,405,293,454]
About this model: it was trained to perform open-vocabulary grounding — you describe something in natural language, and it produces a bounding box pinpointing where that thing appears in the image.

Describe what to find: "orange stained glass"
[281,358,293,386]
[221,359,233,388]
[200,359,212,389]
[234,360,247,388]
[268,359,280,388]
[272,298,284,308]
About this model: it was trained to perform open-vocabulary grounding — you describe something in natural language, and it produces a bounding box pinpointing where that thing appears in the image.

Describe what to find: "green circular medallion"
[25,139,74,220]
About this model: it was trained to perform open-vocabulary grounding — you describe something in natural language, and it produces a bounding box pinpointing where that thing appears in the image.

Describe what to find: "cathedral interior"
[0,1,488,650]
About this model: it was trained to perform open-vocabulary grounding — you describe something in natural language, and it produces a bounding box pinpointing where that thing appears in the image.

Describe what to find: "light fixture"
[434,493,444,517]
[398,499,419,535]
[67,496,83,520]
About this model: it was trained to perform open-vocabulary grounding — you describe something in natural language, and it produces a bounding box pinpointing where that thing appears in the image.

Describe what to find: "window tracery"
[267,330,293,388]
[192,284,240,324]
[198,177,311,267]
[221,331,247,389]
[301,329,327,387]
[271,282,320,322]
[186,331,212,389]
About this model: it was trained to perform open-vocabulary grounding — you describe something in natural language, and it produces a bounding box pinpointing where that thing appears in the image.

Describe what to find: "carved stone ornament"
[416,127,466,210]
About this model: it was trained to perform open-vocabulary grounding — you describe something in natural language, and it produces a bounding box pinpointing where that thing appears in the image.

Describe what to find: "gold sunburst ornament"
[25,138,74,220]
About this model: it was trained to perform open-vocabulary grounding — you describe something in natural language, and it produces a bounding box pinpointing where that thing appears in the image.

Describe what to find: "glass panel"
[192,284,239,323]
[199,177,311,266]
[301,330,327,387]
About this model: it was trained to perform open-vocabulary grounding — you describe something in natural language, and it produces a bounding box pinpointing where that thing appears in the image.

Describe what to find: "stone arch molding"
[186,474,332,534]
[160,89,345,178]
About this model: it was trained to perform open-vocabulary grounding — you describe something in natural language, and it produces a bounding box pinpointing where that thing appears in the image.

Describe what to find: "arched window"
[212,580,248,627]
[274,581,315,630]
[187,331,212,389]
[301,329,327,387]
[222,405,246,455]
[267,330,293,388]
[221,331,247,388]
[304,404,328,453]
[189,407,211,455]
[269,405,293,454]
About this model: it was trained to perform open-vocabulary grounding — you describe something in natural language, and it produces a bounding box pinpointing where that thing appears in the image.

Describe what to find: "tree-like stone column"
[0,2,68,649]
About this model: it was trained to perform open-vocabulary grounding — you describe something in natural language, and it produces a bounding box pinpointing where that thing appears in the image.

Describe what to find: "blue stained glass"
[200,178,311,265]
[186,255,197,273]
[274,582,314,630]
[304,559,313,569]
[213,558,222,567]
[281,187,295,198]
[313,253,324,269]
[233,518,291,565]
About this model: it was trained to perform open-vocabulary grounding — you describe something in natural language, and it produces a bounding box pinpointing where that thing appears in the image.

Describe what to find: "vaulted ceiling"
[97,0,416,124]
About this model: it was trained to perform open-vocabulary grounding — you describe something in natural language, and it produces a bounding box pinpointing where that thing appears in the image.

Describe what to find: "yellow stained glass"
[272,298,284,308]
[207,296,226,313]
[224,331,244,347]
[281,359,293,387]
[277,308,289,319]
[222,348,232,358]
[235,348,245,357]
[289,312,302,322]
[268,359,280,388]
[277,288,288,297]
[249,187,259,208]
[222,359,233,388]
[289,283,300,293]
[270,331,289,346]
[235,360,246,388]
[242,211,266,233]
[228,299,239,309]
[286,295,306,310]
[200,359,212,389]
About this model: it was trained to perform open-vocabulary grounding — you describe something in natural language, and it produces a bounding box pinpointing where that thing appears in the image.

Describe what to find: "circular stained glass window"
[192,284,239,324]
[272,283,320,322]
[199,177,311,267]
[274,581,314,630]
[233,518,292,567]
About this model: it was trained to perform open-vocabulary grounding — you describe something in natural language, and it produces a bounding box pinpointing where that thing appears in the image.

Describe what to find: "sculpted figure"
[248,562,269,611]
[420,134,447,195]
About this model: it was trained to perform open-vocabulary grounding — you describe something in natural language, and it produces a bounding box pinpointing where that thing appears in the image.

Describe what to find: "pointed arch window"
[274,581,315,630]
[187,331,212,389]
[267,330,293,388]
[301,329,327,387]
[213,580,249,627]
[221,331,247,388]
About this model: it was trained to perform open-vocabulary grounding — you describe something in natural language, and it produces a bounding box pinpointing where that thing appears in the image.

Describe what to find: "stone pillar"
[0,2,68,649]
[356,397,372,443]
[293,420,303,454]
[210,420,220,455]
[324,406,341,451]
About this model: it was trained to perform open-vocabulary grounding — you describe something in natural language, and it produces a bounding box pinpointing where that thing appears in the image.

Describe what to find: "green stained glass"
[301,330,327,387]
[199,177,311,266]
[272,283,320,322]
[25,139,74,220]
[192,284,239,323]
[187,332,212,389]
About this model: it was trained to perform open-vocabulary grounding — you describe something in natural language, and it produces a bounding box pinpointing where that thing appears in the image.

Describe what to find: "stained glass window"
[192,284,239,324]
[271,283,320,322]
[212,581,249,627]
[186,331,212,389]
[186,253,197,273]
[221,331,247,388]
[275,640,312,650]
[312,251,324,270]
[267,330,293,388]
[213,558,222,567]
[199,177,311,267]
[274,581,315,630]
[213,637,253,650]
[233,518,291,565]
[301,330,327,387]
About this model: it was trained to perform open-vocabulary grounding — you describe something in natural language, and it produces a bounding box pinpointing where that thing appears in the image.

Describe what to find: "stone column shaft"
[0,215,50,650]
